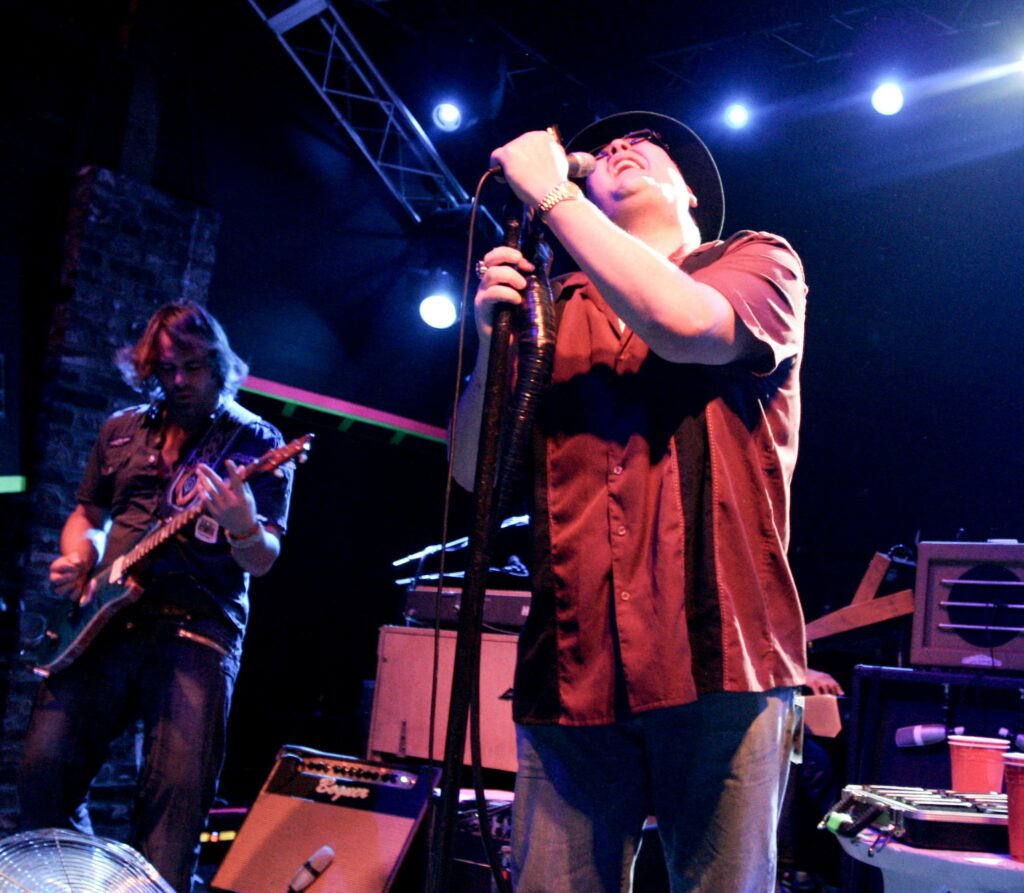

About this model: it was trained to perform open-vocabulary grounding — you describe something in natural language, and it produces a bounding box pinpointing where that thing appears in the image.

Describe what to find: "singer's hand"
[474,246,535,341]
[490,130,570,208]
[804,668,844,696]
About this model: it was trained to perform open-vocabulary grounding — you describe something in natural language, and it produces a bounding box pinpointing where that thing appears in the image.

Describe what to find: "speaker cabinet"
[367,626,518,773]
[211,746,438,893]
[847,664,1024,789]
[842,664,1024,893]
[911,541,1024,671]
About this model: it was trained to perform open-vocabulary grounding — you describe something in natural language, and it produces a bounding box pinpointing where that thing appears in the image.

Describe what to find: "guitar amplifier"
[211,745,438,893]
[401,587,531,631]
[367,626,518,772]
[911,541,1024,671]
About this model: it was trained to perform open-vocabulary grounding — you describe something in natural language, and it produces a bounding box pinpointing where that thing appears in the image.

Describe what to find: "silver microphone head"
[566,152,596,178]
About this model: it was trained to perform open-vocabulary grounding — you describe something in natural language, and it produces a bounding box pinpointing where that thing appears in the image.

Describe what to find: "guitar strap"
[164,402,248,540]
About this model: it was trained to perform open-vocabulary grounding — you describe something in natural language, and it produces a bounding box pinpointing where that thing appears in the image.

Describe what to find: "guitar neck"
[119,502,204,575]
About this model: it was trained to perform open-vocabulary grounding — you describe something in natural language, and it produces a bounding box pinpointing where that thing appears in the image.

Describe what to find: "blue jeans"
[18,613,239,893]
[512,689,798,893]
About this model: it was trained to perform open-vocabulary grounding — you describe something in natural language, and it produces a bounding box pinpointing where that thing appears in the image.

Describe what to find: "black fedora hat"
[567,111,725,242]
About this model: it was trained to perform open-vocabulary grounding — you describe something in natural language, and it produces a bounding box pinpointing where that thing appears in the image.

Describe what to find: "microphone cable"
[426,163,514,893]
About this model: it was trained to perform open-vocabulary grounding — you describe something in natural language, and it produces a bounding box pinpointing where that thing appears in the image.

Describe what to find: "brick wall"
[1,166,219,837]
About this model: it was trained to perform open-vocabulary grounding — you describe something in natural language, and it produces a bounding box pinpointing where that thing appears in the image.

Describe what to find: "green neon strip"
[240,376,446,445]
[0,476,27,494]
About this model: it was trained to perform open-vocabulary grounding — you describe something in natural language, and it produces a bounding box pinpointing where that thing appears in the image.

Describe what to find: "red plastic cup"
[1004,752,1024,861]
[947,734,1010,792]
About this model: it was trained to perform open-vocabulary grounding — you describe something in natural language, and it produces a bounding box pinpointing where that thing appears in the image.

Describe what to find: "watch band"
[536,180,582,216]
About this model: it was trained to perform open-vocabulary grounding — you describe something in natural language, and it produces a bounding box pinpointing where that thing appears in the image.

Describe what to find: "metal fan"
[0,828,175,892]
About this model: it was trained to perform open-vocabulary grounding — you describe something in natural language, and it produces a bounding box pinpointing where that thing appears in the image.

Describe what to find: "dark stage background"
[3,0,1024,808]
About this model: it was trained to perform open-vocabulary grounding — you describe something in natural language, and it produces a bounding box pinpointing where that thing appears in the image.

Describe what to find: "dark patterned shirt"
[77,399,293,645]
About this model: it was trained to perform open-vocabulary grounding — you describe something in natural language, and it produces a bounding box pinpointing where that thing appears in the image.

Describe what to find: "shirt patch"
[172,471,201,509]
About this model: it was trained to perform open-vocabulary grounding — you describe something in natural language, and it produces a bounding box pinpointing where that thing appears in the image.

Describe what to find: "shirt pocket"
[100,442,134,478]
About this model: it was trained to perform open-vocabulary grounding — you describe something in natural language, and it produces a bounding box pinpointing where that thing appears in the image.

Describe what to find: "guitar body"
[22,432,313,678]
[28,569,145,677]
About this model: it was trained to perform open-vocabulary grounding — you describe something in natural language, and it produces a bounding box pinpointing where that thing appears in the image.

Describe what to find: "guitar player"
[18,300,294,893]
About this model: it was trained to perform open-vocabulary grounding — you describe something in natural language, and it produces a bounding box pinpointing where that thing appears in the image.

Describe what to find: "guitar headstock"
[239,433,314,480]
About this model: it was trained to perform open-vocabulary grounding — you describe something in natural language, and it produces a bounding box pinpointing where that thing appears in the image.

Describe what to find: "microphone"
[997,727,1024,750]
[566,151,596,178]
[894,723,964,748]
[487,151,597,184]
[286,845,335,892]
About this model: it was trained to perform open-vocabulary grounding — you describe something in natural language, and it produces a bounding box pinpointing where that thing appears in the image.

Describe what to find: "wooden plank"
[805,589,914,643]
[850,552,892,605]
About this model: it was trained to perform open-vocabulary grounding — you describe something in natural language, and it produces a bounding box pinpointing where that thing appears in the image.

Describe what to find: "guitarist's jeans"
[18,611,240,893]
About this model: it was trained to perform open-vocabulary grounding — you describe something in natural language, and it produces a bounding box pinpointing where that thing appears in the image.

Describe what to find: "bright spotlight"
[871,81,904,115]
[724,103,750,129]
[420,293,457,329]
[432,102,462,132]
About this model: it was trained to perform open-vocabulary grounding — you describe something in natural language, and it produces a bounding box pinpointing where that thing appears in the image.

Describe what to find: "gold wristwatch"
[537,180,583,216]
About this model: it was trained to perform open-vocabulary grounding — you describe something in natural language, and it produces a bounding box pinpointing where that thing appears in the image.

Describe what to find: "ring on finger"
[474,259,488,280]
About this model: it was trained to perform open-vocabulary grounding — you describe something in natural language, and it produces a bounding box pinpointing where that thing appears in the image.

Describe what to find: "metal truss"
[247,0,485,228]
[649,0,1022,91]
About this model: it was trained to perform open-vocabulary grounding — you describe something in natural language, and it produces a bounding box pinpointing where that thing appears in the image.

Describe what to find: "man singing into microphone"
[452,112,808,892]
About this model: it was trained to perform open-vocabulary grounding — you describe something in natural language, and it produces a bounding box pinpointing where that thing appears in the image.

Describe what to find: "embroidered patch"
[173,472,200,508]
[195,516,220,544]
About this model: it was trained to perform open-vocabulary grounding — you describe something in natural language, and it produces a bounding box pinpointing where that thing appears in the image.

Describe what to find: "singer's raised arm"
[489,129,755,365]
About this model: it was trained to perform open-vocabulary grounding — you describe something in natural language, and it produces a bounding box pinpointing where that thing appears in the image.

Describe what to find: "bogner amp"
[211,745,438,893]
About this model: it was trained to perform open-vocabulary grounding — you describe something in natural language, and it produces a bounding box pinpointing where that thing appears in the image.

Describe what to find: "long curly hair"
[116,300,249,401]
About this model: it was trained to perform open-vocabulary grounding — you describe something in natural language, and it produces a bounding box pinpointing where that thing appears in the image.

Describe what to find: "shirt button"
[616,525,627,536]
[612,465,624,475]
[621,590,630,601]
[148,455,157,464]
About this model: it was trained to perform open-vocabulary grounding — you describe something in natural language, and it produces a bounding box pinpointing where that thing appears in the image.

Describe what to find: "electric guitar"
[24,433,314,677]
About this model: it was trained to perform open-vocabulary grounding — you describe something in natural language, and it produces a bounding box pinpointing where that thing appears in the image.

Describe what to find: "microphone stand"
[426,212,525,893]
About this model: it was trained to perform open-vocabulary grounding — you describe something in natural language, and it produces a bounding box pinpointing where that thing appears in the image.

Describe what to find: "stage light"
[872,81,904,115]
[420,293,457,329]
[724,103,751,129]
[432,102,462,132]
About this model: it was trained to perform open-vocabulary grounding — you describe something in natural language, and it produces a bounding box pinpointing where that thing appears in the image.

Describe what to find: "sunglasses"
[590,129,671,160]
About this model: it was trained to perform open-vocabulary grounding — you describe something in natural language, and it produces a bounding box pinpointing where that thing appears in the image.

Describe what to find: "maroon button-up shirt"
[514,230,808,726]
